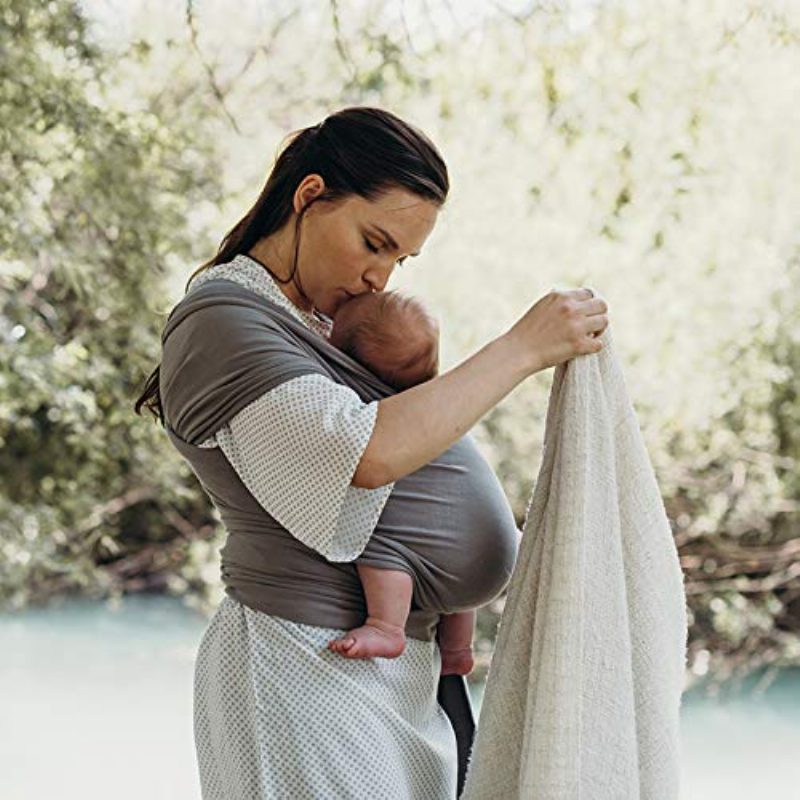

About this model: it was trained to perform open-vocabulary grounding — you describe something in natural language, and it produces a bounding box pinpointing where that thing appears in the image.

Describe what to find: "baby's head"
[328,290,440,391]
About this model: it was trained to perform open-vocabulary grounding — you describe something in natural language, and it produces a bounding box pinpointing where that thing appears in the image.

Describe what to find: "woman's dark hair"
[133,106,449,425]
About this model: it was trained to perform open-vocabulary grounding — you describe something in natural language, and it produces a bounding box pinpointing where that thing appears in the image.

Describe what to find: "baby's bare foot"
[440,646,475,676]
[328,616,406,659]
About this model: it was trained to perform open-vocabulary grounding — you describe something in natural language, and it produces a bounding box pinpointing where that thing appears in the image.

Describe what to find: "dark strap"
[437,673,476,797]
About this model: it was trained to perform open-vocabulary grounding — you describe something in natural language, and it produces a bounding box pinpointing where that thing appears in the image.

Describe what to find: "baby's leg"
[436,609,476,676]
[328,565,413,660]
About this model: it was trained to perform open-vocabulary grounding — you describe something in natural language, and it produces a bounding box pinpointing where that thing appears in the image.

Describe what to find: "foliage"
[1,0,799,692]
[0,0,225,609]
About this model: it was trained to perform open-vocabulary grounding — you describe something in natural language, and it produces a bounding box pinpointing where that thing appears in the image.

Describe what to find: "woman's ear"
[294,174,326,213]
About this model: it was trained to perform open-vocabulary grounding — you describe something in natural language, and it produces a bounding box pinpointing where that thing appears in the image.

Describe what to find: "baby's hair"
[331,291,439,390]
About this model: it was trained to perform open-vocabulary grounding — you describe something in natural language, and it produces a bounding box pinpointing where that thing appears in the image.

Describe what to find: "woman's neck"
[245,243,314,313]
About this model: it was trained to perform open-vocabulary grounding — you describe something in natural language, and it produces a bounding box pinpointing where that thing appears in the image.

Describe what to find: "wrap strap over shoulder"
[157,273,520,641]
[159,278,394,445]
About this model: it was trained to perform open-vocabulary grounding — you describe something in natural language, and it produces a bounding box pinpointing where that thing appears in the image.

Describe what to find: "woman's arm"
[353,289,609,489]
[353,332,529,488]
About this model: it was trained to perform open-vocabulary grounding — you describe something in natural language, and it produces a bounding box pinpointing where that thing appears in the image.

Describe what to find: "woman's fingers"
[564,287,595,301]
[584,297,608,315]
[568,288,607,313]
[559,289,610,338]
[585,313,609,334]
[578,293,609,338]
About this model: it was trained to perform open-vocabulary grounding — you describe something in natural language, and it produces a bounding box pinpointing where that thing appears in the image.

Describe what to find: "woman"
[134,106,609,799]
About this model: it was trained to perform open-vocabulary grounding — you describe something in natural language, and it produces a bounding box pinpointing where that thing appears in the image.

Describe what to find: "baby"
[325,290,475,677]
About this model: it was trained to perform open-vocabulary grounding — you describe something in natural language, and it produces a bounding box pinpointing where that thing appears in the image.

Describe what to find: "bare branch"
[184,0,242,134]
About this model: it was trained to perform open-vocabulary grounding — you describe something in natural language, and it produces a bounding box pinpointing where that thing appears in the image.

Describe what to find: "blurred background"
[1,0,799,797]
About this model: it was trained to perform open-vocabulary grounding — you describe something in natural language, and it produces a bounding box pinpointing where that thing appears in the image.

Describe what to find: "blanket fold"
[461,321,688,800]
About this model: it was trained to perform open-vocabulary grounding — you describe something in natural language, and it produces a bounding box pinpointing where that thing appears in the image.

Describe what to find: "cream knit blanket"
[461,321,688,800]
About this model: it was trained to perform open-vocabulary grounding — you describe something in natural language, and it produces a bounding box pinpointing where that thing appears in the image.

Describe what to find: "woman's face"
[279,175,440,318]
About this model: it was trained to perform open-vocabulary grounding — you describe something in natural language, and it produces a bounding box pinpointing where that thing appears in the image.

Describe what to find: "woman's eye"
[364,236,406,267]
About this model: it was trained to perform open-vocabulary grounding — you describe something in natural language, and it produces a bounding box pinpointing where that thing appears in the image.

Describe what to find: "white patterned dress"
[185,254,459,799]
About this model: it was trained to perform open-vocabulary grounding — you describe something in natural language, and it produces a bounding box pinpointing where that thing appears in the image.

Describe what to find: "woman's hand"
[504,288,609,376]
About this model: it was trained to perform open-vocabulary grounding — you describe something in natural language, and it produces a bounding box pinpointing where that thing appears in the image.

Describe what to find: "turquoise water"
[1,594,797,799]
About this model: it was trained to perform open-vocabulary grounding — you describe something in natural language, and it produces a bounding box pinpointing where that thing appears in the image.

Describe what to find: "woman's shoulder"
[162,282,273,350]
[186,258,260,297]
[159,300,330,446]
[186,255,332,339]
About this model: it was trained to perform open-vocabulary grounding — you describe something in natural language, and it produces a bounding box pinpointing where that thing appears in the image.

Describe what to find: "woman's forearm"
[352,333,536,489]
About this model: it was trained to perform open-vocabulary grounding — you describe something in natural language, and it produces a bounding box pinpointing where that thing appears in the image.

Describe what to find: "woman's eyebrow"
[371,224,421,257]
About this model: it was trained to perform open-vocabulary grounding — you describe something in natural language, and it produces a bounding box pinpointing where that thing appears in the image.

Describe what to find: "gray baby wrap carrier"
[159,277,521,796]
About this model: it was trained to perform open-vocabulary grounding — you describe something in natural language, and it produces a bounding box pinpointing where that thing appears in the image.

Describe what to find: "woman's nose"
[362,263,394,293]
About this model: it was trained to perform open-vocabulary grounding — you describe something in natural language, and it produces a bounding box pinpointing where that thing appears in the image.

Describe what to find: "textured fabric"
[165,256,501,797]
[160,261,333,446]
[159,265,520,642]
[189,255,397,562]
[194,594,458,800]
[461,320,688,800]
[189,253,333,337]
[215,374,395,561]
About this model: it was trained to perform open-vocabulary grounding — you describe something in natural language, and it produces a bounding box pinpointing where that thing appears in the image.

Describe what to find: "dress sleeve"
[213,372,395,562]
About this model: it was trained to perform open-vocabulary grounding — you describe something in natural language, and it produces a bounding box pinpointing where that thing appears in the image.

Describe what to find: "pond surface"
[1,594,797,799]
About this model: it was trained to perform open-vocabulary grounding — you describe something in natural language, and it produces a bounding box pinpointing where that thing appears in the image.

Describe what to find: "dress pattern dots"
[185,254,459,798]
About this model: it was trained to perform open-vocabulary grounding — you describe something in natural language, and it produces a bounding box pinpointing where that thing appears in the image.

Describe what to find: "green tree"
[0,0,224,609]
